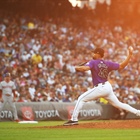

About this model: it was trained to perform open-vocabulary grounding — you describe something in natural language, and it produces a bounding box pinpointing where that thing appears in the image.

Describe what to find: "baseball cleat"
[63,120,78,126]
[136,110,140,116]
[14,119,20,122]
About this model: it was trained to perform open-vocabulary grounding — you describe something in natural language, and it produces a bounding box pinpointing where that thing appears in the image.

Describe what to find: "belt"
[94,82,106,87]
[5,94,11,96]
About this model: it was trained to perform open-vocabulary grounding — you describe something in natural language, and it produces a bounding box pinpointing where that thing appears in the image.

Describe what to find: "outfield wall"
[0,102,140,121]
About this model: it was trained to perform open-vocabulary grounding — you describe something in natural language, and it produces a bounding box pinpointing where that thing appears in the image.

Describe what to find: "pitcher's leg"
[106,93,138,114]
[71,88,99,121]
[63,83,113,126]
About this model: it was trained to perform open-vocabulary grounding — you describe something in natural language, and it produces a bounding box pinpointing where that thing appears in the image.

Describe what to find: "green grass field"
[0,121,140,140]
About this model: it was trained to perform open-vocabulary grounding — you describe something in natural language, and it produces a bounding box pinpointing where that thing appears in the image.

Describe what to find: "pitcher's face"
[91,52,101,59]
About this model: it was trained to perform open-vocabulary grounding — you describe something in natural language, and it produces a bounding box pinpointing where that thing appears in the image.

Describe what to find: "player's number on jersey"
[98,68,108,79]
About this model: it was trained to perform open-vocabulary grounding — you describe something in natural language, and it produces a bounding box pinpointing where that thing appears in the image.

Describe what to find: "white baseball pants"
[71,81,138,121]
[0,94,18,120]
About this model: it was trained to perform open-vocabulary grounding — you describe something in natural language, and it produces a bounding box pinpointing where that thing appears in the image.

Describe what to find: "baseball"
[129,46,133,51]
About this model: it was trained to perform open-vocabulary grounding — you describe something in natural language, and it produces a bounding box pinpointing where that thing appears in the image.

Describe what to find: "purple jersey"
[85,59,119,86]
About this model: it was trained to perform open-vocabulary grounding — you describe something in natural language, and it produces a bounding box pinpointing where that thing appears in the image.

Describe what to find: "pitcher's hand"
[128,46,133,56]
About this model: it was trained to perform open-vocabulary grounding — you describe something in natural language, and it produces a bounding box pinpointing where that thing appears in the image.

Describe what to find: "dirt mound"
[38,120,140,129]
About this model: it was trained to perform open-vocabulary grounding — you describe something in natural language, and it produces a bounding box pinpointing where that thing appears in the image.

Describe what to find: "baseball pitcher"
[63,46,140,126]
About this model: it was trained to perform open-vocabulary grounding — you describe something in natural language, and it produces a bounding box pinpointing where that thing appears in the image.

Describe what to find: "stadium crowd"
[0,2,140,105]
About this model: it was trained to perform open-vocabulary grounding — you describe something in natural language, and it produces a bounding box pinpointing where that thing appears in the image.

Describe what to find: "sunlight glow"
[68,0,111,9]
[68,0,80,7]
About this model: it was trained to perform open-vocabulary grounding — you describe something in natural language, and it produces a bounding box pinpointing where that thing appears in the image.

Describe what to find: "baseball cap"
[5,73,11,77]
[93,48,104,57]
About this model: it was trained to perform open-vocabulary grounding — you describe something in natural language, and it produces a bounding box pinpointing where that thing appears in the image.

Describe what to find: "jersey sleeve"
[108,61,120,71]
[85,60,94,68]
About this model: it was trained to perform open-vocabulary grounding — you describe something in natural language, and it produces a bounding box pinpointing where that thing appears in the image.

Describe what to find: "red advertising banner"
[21,107,34,121]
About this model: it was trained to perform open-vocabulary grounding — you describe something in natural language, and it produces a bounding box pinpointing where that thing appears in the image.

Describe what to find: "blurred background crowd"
[0,0,140,105]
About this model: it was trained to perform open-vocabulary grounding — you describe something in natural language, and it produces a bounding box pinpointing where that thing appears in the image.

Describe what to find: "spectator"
[0,10,140,105]
[31,51,42,64]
